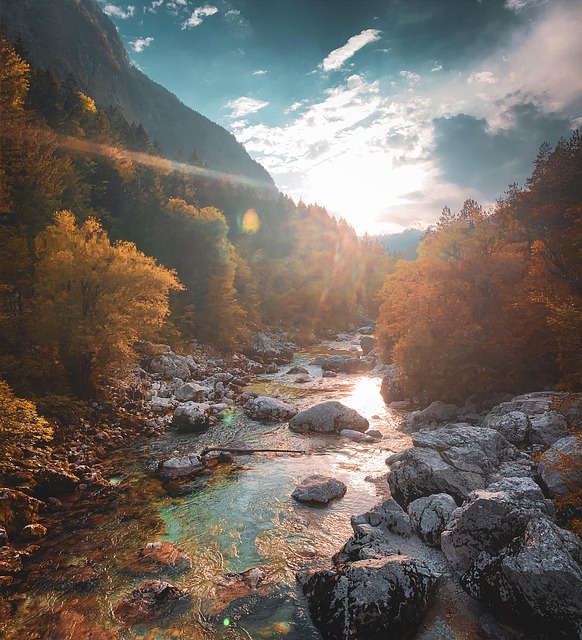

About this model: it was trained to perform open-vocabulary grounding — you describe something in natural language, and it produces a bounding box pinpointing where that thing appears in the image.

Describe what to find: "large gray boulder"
[289,401,369,434]
[537,435,582,498]
[292,475,347,505]
[408,493,457,548]
[313,355,370,373]
[174,382,207,403]
[387,424,528,508]
[462,517,582,639]
[359,335,376,355]
[149,351,193,380]
[441,476,555,573]
[158,454,205,478]
[247,332,294,364]
[243,395,298,422]
[334,500,412,565]
[405,401,459,430]
[298,555,441,640]
[171,402,211,433]
[484,392,569,449]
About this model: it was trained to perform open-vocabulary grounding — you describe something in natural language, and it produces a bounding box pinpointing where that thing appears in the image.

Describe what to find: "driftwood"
[199,447,307,457]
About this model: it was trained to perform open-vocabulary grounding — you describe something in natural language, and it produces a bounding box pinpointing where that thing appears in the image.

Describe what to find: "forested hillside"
[0,36,393,401]
[0,0,273,183]
[377,139,582,402]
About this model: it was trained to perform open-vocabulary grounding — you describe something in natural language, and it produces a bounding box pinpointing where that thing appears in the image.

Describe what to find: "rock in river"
[171,402,211,433]
[289,401,369,434]
[298,555,441,640]
[292,475,347,504]
[113,579,191,625]
[244,395,298,422]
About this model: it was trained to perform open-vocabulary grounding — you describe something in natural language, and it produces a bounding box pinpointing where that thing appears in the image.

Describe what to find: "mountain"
[0,0,273,185]
[375,228,424,259]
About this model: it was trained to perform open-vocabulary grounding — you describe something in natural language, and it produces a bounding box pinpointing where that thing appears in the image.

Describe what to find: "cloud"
[147,0,164,12]
[321,29,382,72]
[182,5,219,29]
[253,69,268,76]
[284,100,309,115]
[226,97,270,118]
[129,36,154,52]
[431,64,443,72]
[468,71,497,84]
[400,70,421,84]
[432,105,571,194]
[504,0,546,13]
[102,3,135,19]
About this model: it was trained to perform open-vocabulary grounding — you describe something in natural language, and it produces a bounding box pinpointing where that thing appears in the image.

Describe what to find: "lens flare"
[241,209,260,233]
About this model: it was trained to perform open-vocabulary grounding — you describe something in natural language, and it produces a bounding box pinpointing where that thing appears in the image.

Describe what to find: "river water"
[3,342,415,639]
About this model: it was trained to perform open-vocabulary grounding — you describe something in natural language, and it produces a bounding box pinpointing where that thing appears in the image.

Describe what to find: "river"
[3,341,414,639]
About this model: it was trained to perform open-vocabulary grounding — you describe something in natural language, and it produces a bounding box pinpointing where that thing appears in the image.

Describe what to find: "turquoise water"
[2,349,409,639]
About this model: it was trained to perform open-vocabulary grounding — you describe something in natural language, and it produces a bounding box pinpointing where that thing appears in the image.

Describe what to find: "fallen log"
[199,447,307,457]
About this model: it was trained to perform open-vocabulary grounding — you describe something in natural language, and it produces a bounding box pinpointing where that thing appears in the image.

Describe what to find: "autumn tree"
[0,380,52,470]
[33,211,182,398]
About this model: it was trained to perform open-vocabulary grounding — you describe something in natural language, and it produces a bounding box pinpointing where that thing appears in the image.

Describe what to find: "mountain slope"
[0,0,273,185]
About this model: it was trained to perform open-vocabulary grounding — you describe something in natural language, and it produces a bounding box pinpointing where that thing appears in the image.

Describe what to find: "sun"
[304,152,429,235]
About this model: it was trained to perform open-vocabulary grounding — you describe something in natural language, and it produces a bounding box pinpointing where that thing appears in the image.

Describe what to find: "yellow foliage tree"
[33,211,182,398]
[0,379,52,469]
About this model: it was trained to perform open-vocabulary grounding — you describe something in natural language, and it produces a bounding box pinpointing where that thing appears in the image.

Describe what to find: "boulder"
[33,467,79,498]
[387,424,528,508]
[462,518,582,639]
[292,475,347,505]
[158,454,205,478]
[137,541,192,573]
[0,488,42,537]
[289,401,369,434]
[171,402,211,433]
[339,429,377,443]
[113,579,191,625]
[359,336,376,355]
[440,476,555,573]
[299,555,441,640]
[244,395,298,422]
[335,500,412,565]
[537,435,582,498]
[380,370,405,404]
[21,523,47,541]
[313,355,370,373]
[417,400,458,424]
[149,351,191,380]
[286,365,309,375]
[484,392,569,449]
[174,382,207,403]
[247,332,294,364]
[408,493,457,548]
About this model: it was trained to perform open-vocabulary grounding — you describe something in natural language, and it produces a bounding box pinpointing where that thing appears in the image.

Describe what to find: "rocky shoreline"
[299,390,582,639]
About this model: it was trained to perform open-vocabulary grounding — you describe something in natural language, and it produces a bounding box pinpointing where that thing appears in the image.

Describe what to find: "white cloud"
[284,100,308,115]
[468,71,497,84]
[399,70,421,84]
[102,3,135,19]
[431,64,443,72]
[129,36,154,52]
[182,5,219,28]
[253,69,268,76]
[321,29,382,72]
[147,0,164,12]
[504,0,545,13]
[226,96,270,118]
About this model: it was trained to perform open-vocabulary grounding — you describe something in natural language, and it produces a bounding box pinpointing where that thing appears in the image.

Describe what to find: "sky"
[98,0,582,235]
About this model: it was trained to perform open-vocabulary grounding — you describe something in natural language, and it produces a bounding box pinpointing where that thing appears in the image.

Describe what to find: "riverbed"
[3,342,414,639]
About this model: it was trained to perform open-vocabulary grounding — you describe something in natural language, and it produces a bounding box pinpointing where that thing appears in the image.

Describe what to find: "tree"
[0,379,52,470]
[33,211,182,398]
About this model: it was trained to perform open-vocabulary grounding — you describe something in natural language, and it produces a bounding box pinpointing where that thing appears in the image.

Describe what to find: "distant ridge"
[0,0,274,185]
[375,228,424,259]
